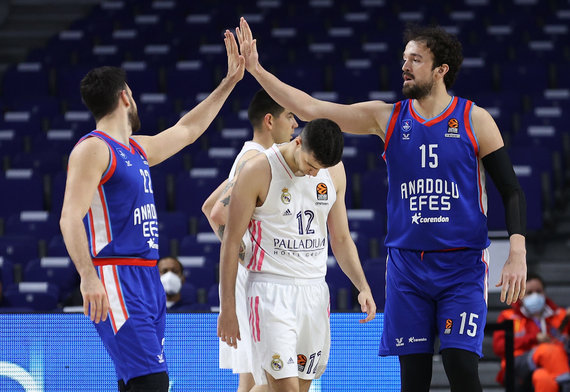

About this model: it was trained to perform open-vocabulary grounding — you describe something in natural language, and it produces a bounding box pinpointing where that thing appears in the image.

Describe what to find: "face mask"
[522,292,546,315]
[160,271,182,295]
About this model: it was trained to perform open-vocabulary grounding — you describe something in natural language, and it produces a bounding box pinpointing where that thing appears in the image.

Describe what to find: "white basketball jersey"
[245,144,336,278]
[228,141,265,180]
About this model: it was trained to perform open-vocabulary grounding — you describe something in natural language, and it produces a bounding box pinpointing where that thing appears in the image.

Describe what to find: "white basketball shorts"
[246,273,330,385]
[219,263,254,373]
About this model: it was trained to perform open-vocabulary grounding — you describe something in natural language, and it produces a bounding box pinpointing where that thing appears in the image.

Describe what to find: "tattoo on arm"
[239,240,246,262]
[222,180,233,194]
[220,195,230,207]
[217,225,225,240]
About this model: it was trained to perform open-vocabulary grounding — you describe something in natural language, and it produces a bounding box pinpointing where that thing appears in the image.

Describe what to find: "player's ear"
[264,113,273,128]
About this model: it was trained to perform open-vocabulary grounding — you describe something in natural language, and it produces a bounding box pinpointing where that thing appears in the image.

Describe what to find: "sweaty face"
[271,110,298,144]
[401,40,436,100]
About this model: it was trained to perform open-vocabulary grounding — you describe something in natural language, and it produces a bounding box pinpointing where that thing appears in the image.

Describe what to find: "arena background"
[0,0,569,391]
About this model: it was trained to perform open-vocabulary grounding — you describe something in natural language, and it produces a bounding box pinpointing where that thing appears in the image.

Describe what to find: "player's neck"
[251,130,275,149]
[279,143,299,173]
[96,114,132,145]
[413,89,453,119]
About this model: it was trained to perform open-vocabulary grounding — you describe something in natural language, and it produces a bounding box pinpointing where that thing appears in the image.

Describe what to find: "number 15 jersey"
[244,145,336,279]
[383,97,490,251]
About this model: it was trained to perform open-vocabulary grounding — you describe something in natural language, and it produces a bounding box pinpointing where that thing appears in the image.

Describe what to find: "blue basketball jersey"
[77,130,159,264]
[383,97,490,251]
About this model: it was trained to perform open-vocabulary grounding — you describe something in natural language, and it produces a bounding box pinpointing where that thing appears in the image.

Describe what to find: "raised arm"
[473,105,527,305]
[59,137,110,323]
[134,30,245,166]
[326,162,376,323]
[217,154,270,348]
[236,17,391,138]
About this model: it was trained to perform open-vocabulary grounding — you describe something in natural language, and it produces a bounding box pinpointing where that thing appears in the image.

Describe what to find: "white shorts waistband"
[247,272,325,285]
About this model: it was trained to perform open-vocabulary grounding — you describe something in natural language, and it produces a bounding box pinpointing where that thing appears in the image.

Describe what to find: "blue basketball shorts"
[94,263,167,383]
[379,247,489,357]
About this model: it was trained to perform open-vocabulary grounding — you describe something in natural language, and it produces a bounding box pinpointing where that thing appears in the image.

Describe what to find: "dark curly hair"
[404,25,463,89]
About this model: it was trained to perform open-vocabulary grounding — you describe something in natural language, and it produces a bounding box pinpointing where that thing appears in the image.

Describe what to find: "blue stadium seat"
[0,235,40,266]
[178,255,216,290]
[47,234,68,257]
[179,232,220,259]
[5,211,60,241]
[4,282,60,311]
[175,168,222,216]
[362,257,386,311]
[23,257,79,301]
[207,283,219,307]
[358,168,388,212]
[157,210,190,241]
[165,61,214,99]
[0,257,15,289]
[1,63,50,100]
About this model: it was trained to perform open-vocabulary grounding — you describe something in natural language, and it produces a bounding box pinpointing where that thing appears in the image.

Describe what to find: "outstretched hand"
[236,17,260,72]
[223,29,245,83]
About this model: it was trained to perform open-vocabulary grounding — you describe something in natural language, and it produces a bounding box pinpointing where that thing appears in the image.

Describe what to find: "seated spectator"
[493,272,570,392]
[158,256,195,311]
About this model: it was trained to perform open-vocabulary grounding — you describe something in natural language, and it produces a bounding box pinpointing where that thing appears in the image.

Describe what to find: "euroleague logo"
[445,118,460,138]
[316,183,328,201]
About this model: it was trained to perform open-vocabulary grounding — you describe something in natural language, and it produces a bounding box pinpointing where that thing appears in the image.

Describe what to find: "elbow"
[210,205,224,227]
[201,199,211,217]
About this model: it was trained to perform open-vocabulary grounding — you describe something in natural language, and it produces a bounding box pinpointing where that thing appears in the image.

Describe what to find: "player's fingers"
[510,279,521,305]
[83,297,90,318]
[519,280,526,300]
[500,279,508,303]
[236,27,243,45]
[101,296,109,322]
[495,275,503,288]
[93,297,103,323]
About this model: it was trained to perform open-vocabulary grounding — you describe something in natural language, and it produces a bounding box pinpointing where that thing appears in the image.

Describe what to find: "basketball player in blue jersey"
[59,30,244,391]
[234,18,527,392]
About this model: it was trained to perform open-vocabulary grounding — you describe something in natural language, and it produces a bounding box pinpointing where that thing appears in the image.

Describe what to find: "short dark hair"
[300,118,343,167]
[526,271,546,289]
[158,256,184,276]
[247,89,285,129]
[80,66,127,121]
[404,25,463,89]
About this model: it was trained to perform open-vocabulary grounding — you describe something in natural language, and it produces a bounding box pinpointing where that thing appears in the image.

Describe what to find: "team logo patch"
[281,188,291,204]
[444,319,453,335]
[445,118,460,138]
[271,354,284,371]
[316,183,328,200]
[402,119,412,140]
[297,354,307,372]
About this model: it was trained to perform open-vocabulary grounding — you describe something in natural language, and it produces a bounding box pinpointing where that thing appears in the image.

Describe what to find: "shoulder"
[70,135,109,161]
[67,136,110,176]
[326,161,346,190]
[239,152,270,179]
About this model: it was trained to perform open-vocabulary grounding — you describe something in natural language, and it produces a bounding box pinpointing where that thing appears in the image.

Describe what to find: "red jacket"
[492,297,569,384]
